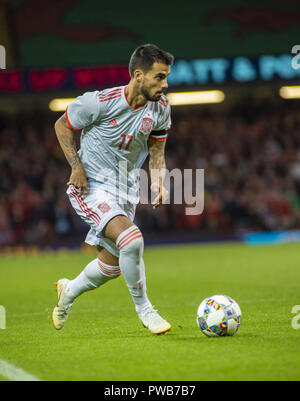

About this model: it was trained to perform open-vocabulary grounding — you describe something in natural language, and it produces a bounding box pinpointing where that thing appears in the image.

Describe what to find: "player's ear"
[134,69,143,82]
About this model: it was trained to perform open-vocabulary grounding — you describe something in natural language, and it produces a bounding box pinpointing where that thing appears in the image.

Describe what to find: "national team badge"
[140,117,154,134]
[109,119,118,127]
[98,202,111,214]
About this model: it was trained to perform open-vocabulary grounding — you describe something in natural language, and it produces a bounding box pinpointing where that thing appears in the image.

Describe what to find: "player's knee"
[117,225,144,257]
[97,245,119,266]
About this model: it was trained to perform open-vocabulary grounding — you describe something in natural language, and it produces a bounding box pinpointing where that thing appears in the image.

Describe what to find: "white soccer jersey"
[66,85,171,204]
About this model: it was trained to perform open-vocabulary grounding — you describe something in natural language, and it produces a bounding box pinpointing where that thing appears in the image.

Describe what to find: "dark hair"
[129,44,174,77]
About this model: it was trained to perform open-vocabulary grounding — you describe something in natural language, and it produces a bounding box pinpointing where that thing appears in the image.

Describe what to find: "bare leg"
[97,245,119,266]
[103,215,134,242]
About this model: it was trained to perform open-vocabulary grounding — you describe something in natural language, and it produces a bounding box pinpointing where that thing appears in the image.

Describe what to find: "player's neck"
[125,82,148,110]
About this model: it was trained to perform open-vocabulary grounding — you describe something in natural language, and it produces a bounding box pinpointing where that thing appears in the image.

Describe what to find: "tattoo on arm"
[55,113,82,169]
[58,134,81,169]
[149,140,166,170]
[59,114,69,128]
[149,140,167,183]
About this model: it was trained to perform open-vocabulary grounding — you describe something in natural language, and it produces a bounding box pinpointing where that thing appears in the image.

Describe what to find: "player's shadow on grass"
[158,326,258,340]
[175,333,258,341]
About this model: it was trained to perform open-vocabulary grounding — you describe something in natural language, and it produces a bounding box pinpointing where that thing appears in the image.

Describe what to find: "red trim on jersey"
[99,88,121,97]
[159,97,169,108]
[149,133,169,142]
[99,94,122,103]
[101,89,121,95]
[65,106,77,130]
[98,89,121,100]
[124,86,147,111]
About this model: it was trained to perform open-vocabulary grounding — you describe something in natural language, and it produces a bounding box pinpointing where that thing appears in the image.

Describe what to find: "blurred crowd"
[1,98,300,246]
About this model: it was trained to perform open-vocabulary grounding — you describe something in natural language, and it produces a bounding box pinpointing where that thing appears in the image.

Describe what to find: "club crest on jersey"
[140,117,154,134]
[109,119,118,127]
[97,202,111,214]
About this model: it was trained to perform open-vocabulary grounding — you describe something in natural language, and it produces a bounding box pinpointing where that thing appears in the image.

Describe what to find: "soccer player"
[52,44,174,335]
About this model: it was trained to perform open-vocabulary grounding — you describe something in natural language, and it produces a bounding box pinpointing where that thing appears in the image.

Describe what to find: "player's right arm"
[54,113,88,196]
[54,91,102,196]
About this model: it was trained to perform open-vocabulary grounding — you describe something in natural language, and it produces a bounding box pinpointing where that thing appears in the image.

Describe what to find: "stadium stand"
[1,99,300,246]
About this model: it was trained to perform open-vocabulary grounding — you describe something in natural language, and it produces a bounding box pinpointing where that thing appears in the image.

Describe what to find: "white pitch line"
[0,360,41,381]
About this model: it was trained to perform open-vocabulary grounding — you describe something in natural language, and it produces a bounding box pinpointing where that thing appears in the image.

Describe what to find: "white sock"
[66,258,121,301]
[116,226,152,315]
[136,258,152,314]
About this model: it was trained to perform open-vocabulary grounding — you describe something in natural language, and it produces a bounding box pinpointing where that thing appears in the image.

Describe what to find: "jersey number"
[118,134,133,150]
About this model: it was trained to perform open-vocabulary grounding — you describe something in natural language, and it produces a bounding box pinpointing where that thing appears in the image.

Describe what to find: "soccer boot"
[52,279,73,330]
[139,307,171,335]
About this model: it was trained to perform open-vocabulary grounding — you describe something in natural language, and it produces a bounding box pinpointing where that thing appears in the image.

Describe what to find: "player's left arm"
[148,134,169,209]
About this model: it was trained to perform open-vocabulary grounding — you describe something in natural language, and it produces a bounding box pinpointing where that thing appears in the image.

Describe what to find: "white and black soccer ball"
[197,295,242,337]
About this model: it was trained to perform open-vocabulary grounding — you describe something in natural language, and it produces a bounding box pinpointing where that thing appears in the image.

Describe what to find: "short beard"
[141,85,161,102]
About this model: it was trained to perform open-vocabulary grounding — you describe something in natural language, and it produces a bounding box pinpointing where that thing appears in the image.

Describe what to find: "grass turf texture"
[0,242,299,381]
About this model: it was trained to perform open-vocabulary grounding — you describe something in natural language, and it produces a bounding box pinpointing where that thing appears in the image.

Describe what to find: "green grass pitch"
[0,242,299,381]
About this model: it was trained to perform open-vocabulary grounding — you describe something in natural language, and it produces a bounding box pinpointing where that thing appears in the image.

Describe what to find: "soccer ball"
[196,295,241,337]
